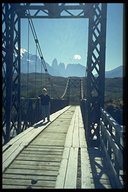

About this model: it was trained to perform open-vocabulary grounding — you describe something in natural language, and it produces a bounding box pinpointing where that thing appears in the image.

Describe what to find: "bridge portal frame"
[2,3,107,146]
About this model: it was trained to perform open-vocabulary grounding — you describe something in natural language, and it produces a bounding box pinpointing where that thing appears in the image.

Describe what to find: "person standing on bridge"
[38,88,51,122]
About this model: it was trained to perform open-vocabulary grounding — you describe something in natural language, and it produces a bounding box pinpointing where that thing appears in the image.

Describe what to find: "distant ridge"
[20,50,123,78]
[105,66,123,78]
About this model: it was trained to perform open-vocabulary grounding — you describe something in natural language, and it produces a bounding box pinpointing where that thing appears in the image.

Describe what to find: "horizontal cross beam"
[13,3,93,18]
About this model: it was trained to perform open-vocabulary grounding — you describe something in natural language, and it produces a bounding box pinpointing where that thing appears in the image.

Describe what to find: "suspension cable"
[25,9,61,99]
[60,78,70,99]
[25,10,48,73]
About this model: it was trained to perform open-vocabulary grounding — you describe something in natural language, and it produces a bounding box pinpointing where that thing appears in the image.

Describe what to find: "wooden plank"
[22,125,61,146]
[78,114,84,128]
[33,135,66,142]
[79,128,87,148]
[3,178,55,187]
[31,139,64,146]
[2,127,34,152]
[9,127,34,143]
[73,107,79,147]
[3,173,57,181]
[81,148,94,189]
[18,153,62,159]
[13,160,60,167]
[5,168,58,176]
[9,163,59,171]
[2,185,27,189]
[64,147,78,188]
[16,155,62,162]
[64,107,77,147]
[22,150,63,155]
[3,127,41,163]
[64,122,75,147]
[2,179,55,187]
[24,146,63,151]
[28,145,64,149]
[24,148,63,153]
[3,143,23,163]
[55,147,70,188]
[50,106,71,122]
[18,127,48,146]
[38,132,65,139]
[2,144,11,154]
[3,128,44,172]
[77,106,87,148]
[2,185,53,189]
[3,145,25,172]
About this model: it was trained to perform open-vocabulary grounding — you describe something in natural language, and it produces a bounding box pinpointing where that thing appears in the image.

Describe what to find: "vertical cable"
[27,19,29,98]
[41,56,43,88]
[25,10,59,99]
[35,46,37,97]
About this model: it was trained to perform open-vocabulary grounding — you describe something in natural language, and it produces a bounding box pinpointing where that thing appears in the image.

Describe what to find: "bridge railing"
[2,98,68,145]
[20,98,69,130]
[100,108,124,188]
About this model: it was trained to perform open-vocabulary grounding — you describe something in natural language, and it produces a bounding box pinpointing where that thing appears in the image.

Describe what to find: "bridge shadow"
[33,121,49,128]
[88,147,113,189]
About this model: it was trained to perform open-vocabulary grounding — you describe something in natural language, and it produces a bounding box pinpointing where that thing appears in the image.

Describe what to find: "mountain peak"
[52,58,58,67]
[20,51,123,78]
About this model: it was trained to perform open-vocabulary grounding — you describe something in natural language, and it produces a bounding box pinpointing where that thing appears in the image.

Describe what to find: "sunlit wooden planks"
[2,106,76,189]
[64,147,78,188]
[2,106,71,173]
[56,106,94,189]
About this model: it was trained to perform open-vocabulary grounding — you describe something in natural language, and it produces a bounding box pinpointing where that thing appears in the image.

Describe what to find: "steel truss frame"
[66,78,82,105]
[2,3,107,146]
[2,4,21,144]
[86,3,107,146]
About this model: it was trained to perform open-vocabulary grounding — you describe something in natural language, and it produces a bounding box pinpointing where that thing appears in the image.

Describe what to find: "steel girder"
[67,78,81,105]
[2,3,107,146]
[2,4,21,144]
[86,3,107,146]
[12,3,92,18]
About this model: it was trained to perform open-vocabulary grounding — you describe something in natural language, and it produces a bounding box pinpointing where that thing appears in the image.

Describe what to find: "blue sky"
[21,3,123,71]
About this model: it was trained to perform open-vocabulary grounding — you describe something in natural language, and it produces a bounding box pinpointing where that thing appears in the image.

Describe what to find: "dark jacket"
[39,94,50,105]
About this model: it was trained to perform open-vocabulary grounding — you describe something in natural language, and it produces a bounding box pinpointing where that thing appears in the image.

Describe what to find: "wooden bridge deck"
[3,106,115,189]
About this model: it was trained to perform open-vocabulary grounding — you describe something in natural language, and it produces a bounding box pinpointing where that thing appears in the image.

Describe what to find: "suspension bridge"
[2,3,125,189]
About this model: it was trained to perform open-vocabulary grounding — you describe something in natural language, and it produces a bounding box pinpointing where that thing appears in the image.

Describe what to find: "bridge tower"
[2,3,107,146]
[65,78,82,105]
[2,4,21,143]
[86,4,107,146]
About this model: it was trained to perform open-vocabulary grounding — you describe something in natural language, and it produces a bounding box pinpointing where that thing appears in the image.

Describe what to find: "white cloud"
[73,54,81,60]
[20,48,27,57]
[15,47,27,57]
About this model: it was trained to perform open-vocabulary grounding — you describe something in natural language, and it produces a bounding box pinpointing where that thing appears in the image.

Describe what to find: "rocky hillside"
[20,49,123,78]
